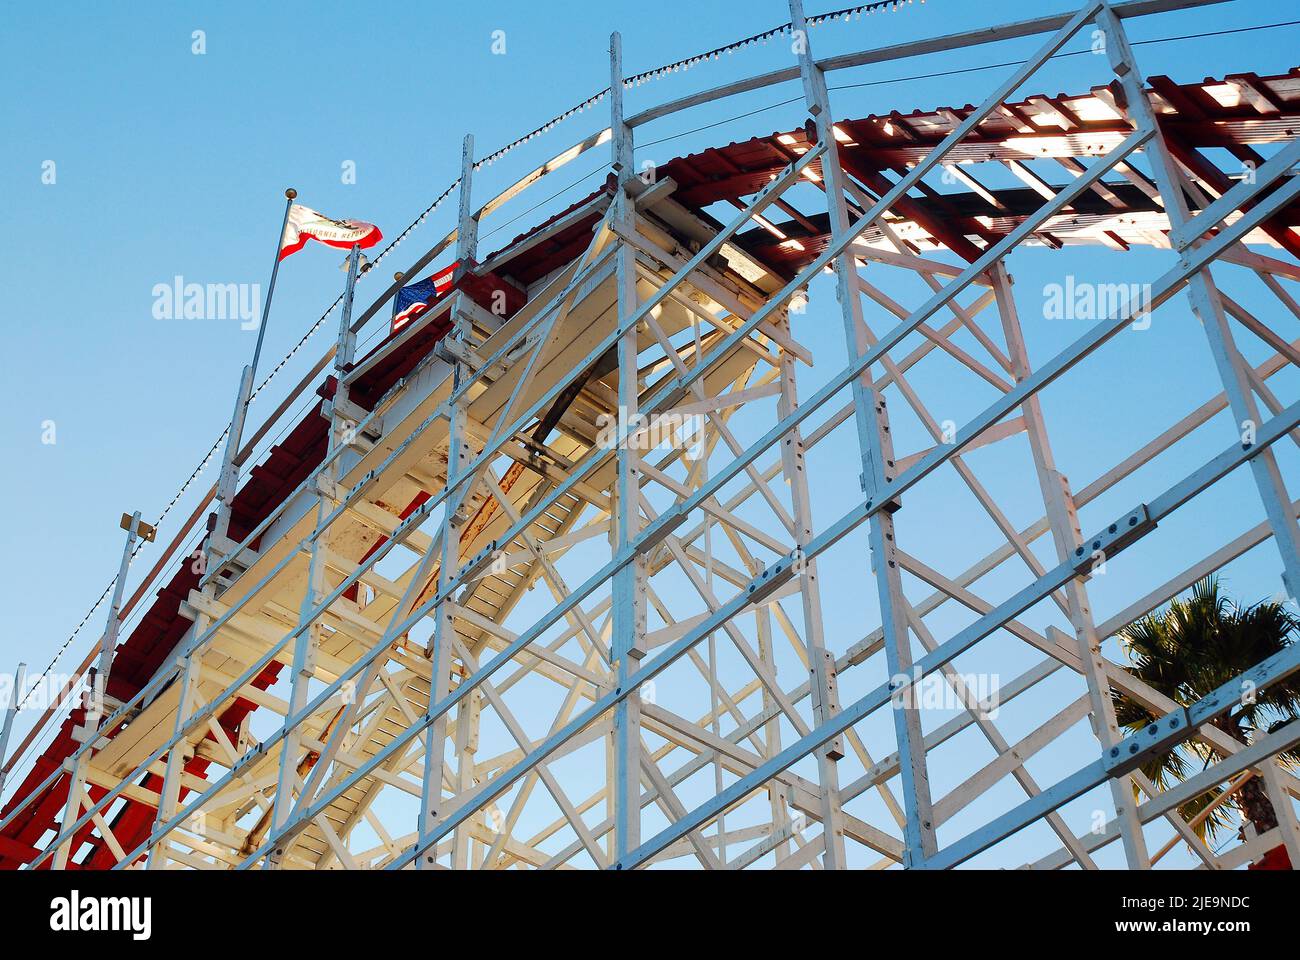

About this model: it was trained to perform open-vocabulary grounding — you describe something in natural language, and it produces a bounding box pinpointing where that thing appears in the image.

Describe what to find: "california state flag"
[279,204,383,260]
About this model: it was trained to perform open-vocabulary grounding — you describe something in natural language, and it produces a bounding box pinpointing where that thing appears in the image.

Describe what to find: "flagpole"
[250,188,297,381]
[264,242,361,866]
[210,187,296,551]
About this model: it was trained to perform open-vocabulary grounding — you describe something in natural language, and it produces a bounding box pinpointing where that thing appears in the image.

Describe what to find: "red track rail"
[5,67,1298,868]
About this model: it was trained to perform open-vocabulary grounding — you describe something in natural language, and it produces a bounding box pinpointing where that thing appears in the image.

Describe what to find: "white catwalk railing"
[0,0,1244,817]
[27,0,1279,868]
[10,0,1289,868]
[4,0,931,737]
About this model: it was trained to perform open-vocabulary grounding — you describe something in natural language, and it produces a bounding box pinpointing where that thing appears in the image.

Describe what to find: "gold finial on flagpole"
[285,187,297,200]
[393,272,404,282]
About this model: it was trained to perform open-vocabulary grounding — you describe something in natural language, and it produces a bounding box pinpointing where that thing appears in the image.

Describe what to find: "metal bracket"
[1070,503,1155,575]
[1104,707,1190,777]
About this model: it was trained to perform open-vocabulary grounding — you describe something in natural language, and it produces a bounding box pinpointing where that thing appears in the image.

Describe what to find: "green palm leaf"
[1111,575,1299,851]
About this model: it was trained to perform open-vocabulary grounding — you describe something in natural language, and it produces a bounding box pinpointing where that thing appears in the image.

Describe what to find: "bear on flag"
[279,204,383,260]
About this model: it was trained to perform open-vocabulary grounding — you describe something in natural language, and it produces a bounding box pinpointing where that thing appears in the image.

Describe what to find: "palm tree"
[1112,575,1300,848]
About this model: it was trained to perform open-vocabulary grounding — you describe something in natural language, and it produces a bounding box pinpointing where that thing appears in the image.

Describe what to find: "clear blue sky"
[2,0,1298,867]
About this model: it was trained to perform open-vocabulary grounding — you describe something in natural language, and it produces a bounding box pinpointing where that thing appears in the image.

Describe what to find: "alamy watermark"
[152,276,261,329]
[49,891,151,940]
[1043,274,1152,330]
[1,670,74,712]
[890,666,1001,717]
[595,405,707,460]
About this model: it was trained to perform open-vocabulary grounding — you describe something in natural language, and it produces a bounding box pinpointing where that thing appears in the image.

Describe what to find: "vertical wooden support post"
[96,512,144,701]
[57,512,144,869]
[1096,1,1300,600]
[451,684,480,868]
[774,299,848,865]
[1090,0,1300,863]
[210,365,255,554]
[265,241,364,868]
[150,191,295,868]
[609,31,646,866]
[787,0,904,868]
[52,750,90,870]
[992,262,1150,868]
[146,636,200,870]
[1259,759,1300,868]
[419,133,479,870]
[755,608,790,861]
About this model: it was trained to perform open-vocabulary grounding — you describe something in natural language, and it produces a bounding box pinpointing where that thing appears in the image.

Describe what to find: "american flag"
[393,262,457,332]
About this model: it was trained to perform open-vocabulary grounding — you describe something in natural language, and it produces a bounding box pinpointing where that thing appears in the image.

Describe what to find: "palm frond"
[1113,575,1299,851]
[1174,783,1235,844]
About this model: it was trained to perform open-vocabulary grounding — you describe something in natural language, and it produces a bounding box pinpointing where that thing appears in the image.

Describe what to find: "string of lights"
[19,182,467,704]
[22,0,1295,738]
[26,2,1295,718]
[475,0,920,169]
[15,0,933,708]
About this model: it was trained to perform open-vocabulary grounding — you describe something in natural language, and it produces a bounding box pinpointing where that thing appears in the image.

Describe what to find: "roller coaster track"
[4,0,1300,870]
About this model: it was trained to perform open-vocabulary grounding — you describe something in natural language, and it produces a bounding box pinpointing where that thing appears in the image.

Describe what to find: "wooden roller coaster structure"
[3,0,1300,870]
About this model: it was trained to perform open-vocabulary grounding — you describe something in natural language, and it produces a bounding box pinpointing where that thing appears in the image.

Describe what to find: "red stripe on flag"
[392,262,459,333]
[279,226,384,261]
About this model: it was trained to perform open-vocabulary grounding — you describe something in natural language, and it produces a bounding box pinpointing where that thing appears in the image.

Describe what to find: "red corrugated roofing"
[5,66,1299,868]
